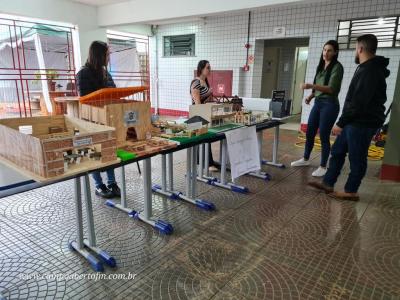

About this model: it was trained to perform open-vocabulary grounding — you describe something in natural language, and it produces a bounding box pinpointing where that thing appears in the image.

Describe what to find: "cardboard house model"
[0,115,117,180]
[184,116,209,137]
[79,87,152,146]
[189,103,235,127]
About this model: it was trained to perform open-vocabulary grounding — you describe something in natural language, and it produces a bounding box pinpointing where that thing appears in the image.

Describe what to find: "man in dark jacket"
[309,34,390,200]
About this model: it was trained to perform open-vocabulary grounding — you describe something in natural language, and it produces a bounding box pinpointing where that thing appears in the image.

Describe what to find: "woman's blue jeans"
[92,169,116,188]
[304,98,340,167]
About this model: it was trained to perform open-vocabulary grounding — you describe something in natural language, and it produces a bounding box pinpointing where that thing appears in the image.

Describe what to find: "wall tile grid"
[151,0,400,124]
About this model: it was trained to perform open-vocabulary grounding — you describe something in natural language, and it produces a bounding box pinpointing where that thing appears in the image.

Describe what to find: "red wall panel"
[194,70,233,97]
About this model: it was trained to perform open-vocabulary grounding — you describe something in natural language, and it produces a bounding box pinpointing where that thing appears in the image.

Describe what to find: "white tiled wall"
[151,0,400,124]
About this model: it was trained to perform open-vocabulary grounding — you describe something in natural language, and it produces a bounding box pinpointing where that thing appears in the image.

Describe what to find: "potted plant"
[34,69,59,91]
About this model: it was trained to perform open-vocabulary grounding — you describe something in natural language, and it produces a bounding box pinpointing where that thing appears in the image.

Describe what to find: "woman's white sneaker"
[291,158,310,167]
[312,166,327,177]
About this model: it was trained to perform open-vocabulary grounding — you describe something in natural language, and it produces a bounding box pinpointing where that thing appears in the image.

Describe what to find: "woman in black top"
[190,60,217,171]
[76,41,121,199]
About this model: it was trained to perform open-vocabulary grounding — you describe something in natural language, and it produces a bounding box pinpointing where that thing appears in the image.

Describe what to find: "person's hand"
[305,96,312,105]
[332,125,343,136]
[301,83,313,90]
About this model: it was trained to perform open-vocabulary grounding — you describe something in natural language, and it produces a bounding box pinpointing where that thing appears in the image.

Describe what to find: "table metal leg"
[167,153,173,190]
[204,143,210,177]
[199,144,204,178]
[211,139,249,193]
[161,154,167,192]
[83,175,96,247]
[105,165,138,215]
[69,176,115,271]
[143,158,152,220]
[191,146,197,198]
[136,158,173,234]
[73,177,84,250]
[152,154,179,199]
[248,131,272,180]
[186,148,192,197]
[263,125,285,168]
[120,166,127,207]
[105,161,172,234]
[220,140,227,185]
[152,149,215,211]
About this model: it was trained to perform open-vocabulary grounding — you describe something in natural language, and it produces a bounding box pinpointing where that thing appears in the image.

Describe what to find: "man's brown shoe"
[328,191,360,201]
[308,181,334,194]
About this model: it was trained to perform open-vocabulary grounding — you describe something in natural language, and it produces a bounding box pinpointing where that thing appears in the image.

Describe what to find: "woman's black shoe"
[107,183,121,197]
[95,184,114,199]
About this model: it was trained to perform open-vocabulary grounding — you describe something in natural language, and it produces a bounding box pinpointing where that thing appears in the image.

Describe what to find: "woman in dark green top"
[291,40,344,177]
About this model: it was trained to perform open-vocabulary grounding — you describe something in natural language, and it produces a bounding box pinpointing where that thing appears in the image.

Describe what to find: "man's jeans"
[92,169,116,188]
[323,125,377,193]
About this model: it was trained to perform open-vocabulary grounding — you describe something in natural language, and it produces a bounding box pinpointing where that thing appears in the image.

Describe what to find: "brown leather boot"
[307,181,334,194]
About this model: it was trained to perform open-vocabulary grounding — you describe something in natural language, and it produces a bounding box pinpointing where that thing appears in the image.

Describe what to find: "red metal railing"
[0,16,77,118]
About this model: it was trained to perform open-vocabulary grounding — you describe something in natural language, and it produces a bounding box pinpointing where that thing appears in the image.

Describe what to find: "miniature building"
[119,137,177,158]
[0,115,117,179]
[184,116,209,137]
[233,111,271,125]
[79,87,152,145]
[189,103,235,127]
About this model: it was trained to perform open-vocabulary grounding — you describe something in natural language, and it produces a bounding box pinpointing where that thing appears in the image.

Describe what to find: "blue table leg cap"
[128,210,139,218]
[265,174,272,181]
[208,179,216,186]
[170,192,180,200]
[87,254,104,272]
[231,185,249,194]
[155,220,173,235]
[152,184,162,192]
[99,250,117,268]
[105,200,115,208]
[195,199,216,211]
[68,241,75,251]
[280,164,286,169]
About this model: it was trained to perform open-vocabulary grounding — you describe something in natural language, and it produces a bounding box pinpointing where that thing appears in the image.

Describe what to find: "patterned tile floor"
[0,130,399,300]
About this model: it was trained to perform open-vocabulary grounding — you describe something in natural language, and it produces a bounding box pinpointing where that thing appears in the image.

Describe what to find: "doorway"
[257,37,309,129]
[260,47,280,98]
[291,47,309,115]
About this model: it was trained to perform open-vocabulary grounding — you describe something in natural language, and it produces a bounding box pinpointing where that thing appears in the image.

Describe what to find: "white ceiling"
[70,0,129,6]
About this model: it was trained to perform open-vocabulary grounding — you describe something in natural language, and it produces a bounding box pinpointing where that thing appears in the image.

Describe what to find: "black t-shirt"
[76,65,116,96]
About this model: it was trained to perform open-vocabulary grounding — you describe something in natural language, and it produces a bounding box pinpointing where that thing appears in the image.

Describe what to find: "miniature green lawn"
[207,123,244,133]
[168,131,217,144]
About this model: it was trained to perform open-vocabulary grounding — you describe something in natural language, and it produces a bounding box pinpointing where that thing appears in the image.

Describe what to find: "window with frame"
[163,34,195,57]
[107,30,150,101]
[337,16,400,49]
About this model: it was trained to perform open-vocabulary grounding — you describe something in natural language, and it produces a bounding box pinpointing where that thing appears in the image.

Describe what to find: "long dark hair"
[314,40,339,87]
[196,60,210,87]
[85,41,109,84]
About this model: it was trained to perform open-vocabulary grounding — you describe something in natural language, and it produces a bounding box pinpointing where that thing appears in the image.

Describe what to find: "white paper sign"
[73,137,93,147]
[225,126,260,180]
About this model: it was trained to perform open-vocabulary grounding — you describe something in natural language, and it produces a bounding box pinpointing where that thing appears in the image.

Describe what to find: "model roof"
[185,116,209,125]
